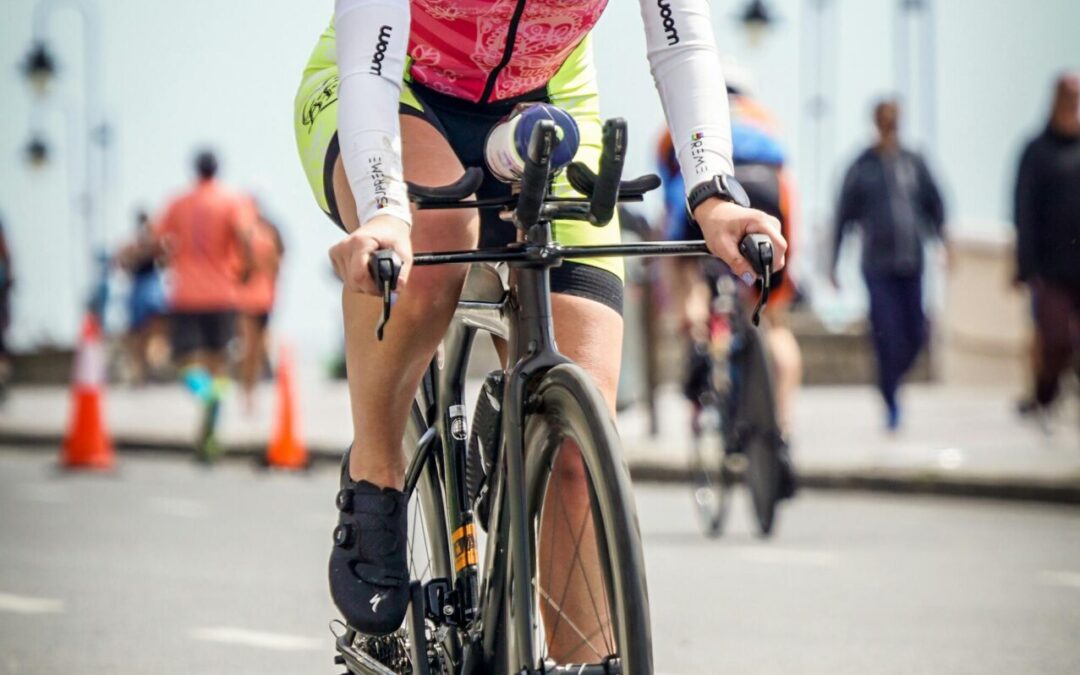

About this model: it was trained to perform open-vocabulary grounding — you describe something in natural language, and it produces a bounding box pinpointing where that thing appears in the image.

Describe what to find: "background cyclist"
[656,64,803,452]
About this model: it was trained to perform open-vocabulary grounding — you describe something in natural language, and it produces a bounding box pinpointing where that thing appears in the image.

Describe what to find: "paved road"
[1,449,1078,674]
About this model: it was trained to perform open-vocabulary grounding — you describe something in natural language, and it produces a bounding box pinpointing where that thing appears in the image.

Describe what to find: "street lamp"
[21,0,108,335]
[739,0,776,46]
[894,0,937,148]
[21,42,56,96]
[25,136,50,168]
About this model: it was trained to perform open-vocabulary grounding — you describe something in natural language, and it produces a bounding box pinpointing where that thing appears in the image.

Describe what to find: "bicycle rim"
[690,399,732,537]
[744,431,778,537]
[403,403,457,673]
[520,364,653,674]
[736,328,781,538]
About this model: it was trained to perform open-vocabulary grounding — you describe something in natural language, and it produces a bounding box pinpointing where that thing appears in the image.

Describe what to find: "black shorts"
[323,82,624,315]
[170,311,236,357]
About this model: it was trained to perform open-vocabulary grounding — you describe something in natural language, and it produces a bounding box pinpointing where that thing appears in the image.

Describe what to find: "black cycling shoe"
[329,454,409,636]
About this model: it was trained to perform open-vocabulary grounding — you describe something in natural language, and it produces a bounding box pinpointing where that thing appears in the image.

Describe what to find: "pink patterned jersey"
[408,0,609,103]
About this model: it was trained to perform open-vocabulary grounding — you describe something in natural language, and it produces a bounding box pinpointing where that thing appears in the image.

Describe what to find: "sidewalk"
[1,376,1077,503]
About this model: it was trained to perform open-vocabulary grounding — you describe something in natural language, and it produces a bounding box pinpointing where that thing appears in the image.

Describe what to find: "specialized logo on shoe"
[370,592,385,613]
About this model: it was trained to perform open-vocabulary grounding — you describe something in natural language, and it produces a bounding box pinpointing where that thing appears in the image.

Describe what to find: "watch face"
[720,175,751,208]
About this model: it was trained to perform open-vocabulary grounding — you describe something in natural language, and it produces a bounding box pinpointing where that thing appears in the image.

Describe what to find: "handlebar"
[739,233,774,326]
[368,250,403,341]
[365,115,775,340]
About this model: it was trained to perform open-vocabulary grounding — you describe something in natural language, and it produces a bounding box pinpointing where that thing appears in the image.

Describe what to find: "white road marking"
[936,447,965,470]
[147,497,209,518]
[729,547,839,567]
[189,626,322,651]
[1039,570,1080,590]
[0,592,64,615]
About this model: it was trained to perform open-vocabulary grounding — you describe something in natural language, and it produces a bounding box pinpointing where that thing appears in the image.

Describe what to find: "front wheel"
[690,396,734,537]
[520,364,653,674]
[733,328,782,537]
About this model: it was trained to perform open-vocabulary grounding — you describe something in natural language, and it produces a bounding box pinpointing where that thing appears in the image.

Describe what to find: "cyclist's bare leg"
[763,312,802,434]
[539,293,622,663]
[334,115,478,490]
[668,257,710,343]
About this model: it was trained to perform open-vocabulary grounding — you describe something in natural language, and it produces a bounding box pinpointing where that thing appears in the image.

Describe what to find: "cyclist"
[294,0,787,658]
[656,66,799,493]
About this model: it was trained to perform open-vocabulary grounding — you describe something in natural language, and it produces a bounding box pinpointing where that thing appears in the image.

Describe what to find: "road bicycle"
[688,262,787,538]
[332,114,773,675]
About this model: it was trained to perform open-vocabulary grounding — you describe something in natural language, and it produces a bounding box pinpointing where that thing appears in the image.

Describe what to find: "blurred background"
[0,0,1074,359]
[0,1,1077,673]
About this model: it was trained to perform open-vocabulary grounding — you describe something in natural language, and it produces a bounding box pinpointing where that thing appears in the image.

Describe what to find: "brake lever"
[368,250,403,341]
[738,234,774,327]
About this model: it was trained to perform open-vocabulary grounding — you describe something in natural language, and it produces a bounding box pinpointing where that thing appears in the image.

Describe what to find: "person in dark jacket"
[1014,72,1080,415]
[832,99,947,431]
[0,215,12,400]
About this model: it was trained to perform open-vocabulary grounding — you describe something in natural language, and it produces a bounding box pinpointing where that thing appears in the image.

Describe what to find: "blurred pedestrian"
[116,209,169,385]
[831,99,947,432]
[0,215,13,401]
[1013,72,1080,420]
[236,200,284,414]
[153,150,253,460]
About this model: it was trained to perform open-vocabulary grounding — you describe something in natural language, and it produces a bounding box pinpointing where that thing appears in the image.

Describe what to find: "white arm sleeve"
[639,0,734,194]
[335,0,412,226]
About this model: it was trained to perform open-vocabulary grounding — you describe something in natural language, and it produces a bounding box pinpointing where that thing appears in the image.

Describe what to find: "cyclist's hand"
[694,198,787,281]
[329,214,412,296]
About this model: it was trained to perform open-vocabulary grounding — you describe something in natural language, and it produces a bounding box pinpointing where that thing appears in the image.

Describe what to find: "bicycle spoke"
[409,498,418,568]
[559,469,612,655]
[563,619,618,664]
[540,455,612,661]
[538,586,606,662]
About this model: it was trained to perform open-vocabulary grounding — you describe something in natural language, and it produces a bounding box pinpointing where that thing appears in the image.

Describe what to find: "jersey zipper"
[479,0,528,103]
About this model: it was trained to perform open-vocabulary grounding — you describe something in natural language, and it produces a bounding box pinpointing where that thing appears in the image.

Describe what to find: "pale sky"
[0,0,1076,357]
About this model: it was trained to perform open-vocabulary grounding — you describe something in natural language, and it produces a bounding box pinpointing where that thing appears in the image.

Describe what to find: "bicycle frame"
[396,215,732,674]
[353,118,772,674]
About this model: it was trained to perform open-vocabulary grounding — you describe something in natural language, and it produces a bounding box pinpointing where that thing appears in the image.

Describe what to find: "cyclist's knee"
[768,327,802,382]
[394,264,467,323]
[551,294,622,413]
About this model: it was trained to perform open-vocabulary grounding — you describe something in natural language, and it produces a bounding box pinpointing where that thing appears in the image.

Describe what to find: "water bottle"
[485,103,580,182]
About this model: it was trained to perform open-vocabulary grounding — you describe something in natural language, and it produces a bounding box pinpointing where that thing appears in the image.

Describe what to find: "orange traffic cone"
[61,314,115,470]
[265,345,309,470]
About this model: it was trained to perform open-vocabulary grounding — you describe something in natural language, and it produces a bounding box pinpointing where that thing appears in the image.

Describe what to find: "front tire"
[520,364,653,674]
[734,328,781,537]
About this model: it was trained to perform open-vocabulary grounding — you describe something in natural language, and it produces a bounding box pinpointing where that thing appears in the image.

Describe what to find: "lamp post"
[21,0,108,312]
[739,0,776,47]
[894,0,937,149]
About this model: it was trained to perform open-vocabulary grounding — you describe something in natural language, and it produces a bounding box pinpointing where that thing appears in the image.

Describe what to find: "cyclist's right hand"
[329,215,412,296]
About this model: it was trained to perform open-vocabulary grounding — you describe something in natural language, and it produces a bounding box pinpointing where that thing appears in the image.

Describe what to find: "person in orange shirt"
[236,201,284,413]
[153,150,253,460]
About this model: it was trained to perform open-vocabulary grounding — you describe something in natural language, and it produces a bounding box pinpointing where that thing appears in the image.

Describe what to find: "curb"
[4,431,1079,506]
[628,462,1080,506]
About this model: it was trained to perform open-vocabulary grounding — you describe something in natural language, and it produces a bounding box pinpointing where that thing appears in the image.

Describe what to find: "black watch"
[686,174,750,216]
